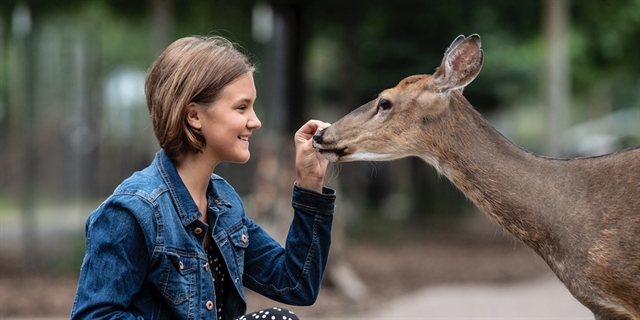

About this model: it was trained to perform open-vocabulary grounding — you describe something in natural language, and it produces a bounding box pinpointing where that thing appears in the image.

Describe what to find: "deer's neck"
[425,96,562,254]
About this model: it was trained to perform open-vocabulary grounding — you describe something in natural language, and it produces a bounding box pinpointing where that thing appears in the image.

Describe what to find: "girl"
[71,36,336,320]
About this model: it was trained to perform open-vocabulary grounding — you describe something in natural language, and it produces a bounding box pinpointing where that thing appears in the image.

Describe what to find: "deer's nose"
[313,129,325,144]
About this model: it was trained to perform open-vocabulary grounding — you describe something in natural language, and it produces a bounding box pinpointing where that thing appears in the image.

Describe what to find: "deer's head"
[313,34,484,163]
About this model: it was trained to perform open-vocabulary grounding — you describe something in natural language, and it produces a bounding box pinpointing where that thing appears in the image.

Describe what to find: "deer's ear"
[444,34,466,56]
[433,34,483,92]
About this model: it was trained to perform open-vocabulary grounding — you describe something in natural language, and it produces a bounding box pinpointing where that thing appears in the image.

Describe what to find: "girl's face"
[194,72,261,165]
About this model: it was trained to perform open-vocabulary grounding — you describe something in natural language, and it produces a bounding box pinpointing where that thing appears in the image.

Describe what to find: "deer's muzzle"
[312,130,348,162]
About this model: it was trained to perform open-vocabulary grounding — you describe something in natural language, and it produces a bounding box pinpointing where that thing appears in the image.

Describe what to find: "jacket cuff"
[292,183,336,215]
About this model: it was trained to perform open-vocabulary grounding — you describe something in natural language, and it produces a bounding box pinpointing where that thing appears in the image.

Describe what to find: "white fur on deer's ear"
[444,34,466,56]
[433,34,484,92]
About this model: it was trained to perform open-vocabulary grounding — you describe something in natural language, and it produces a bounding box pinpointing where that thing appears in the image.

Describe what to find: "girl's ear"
[185,102,202,130]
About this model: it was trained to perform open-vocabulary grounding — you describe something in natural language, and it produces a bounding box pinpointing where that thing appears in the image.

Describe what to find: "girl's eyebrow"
[233,97,255,105]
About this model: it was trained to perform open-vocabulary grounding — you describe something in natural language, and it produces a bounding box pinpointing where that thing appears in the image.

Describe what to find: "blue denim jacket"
[71,150,336,320]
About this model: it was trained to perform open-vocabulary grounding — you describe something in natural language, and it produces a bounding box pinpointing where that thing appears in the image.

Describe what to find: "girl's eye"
[238,105,248,111]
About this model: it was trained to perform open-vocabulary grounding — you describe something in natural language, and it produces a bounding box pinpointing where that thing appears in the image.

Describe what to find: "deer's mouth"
[314,145,349,162]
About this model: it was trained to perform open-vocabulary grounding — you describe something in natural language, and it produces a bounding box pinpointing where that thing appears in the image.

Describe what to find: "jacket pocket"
[162,250,198,305]
[229,226,249,275]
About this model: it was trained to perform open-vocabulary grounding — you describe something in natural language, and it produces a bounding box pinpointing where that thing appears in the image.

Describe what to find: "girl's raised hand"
[294,120,331,192]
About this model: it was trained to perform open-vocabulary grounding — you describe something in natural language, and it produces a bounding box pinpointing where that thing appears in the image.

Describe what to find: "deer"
[312,34,640,319]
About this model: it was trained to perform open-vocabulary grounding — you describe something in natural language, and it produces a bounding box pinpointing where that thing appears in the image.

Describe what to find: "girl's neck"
[175,151,218,219]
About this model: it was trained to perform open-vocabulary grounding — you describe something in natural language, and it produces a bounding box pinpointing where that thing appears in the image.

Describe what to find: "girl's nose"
[248,112,261,129]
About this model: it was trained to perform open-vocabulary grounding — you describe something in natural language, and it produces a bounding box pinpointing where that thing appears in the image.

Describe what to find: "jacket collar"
[155,150,201,226]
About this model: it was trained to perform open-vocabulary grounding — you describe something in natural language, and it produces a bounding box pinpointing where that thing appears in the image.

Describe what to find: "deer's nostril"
[313,130,324,143]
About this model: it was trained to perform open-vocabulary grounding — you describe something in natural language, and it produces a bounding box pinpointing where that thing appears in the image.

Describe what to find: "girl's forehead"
[216,74,256,103]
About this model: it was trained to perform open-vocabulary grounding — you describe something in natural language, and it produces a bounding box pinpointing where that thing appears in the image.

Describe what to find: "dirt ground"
[0,220,550,319]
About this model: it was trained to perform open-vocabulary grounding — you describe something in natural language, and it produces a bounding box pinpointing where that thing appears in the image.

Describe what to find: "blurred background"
[0,0,638,318]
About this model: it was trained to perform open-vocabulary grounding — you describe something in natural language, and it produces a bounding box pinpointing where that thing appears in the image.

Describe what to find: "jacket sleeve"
[242,183,336,305]
[70,197,151,320]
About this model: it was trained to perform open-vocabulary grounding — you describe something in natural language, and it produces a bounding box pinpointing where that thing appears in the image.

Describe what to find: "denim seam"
[112,189,157,204]
[291,202,334,215]
[151,202,163,268]
[294,186,336,200]
[85,213,97,252]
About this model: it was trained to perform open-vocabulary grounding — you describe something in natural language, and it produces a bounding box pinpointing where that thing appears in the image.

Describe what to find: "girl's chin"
[230,153,251,164]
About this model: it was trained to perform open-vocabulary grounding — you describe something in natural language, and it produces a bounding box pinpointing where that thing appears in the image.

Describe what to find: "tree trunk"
[12,3,38,272]
[543,0,570,157]
[150,0,174,55]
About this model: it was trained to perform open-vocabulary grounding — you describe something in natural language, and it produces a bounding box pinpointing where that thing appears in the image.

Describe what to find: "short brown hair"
[145,35,255,159]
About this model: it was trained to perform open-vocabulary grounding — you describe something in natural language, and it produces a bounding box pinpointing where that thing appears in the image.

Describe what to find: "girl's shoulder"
[112,166,166,202]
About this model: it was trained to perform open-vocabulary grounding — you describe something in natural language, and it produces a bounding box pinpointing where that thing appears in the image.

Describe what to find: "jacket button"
[204,262,210,271]
[194,227,203,235]
[206,300,213,310]
[241,234,248,244]
[179,261,184,270]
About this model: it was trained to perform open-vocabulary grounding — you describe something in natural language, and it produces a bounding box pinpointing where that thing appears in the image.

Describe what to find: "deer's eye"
[378,98,392,111]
